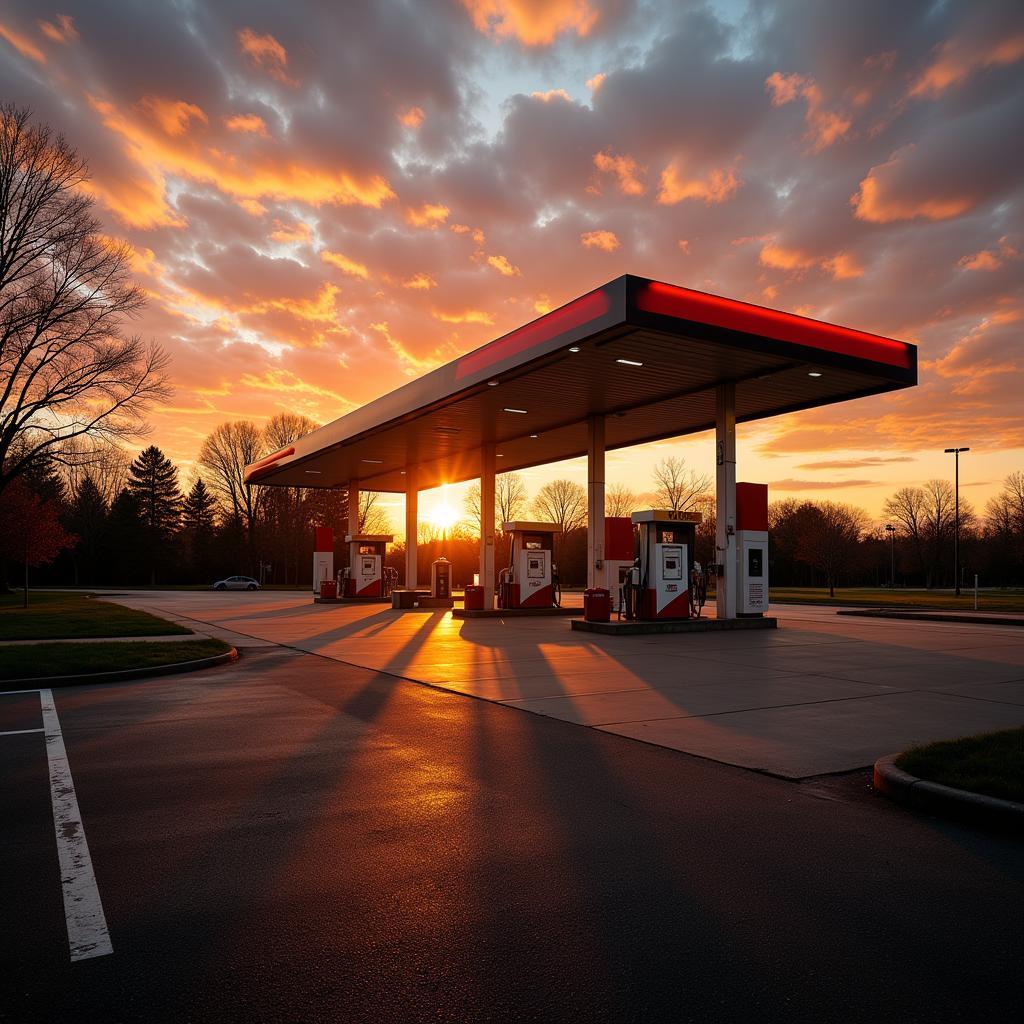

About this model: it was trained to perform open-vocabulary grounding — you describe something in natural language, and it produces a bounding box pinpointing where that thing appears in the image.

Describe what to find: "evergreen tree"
[67,476,108,585]
[180,478,218,580]
[127,446,182,583]
[103,488,148,584]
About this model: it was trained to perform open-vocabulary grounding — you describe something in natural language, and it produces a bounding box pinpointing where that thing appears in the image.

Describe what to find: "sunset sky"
[2,0,1021,533]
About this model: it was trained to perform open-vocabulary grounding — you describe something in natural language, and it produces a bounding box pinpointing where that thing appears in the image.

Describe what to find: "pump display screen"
[361,556,376,576]
[748,548,763,578]
[525,536,544,550]
[358,544,376,555]
[527,556,545,579]
[661,545,683,580]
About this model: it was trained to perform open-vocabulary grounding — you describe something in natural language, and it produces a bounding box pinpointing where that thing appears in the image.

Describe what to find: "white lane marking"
[0,727,44,736]
[38,688,113,962]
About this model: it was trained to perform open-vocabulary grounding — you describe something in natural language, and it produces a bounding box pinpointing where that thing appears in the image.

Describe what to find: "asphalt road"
[2,648,1021,1023]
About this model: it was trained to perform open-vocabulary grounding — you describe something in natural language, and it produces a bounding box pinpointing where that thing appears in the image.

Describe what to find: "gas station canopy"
[244,275,916,492]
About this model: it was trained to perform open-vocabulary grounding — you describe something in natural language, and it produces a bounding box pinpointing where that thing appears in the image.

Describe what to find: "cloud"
[398,106,425,128]
[321,250,370,279]
[580,229,619,252]
[765,71,852,151]
[0,21,45,62]
[909,33,1024,99]
[432,308,495,324]
[657,164,740,205]
[137,96,208,136]
[225,113,270,137]
[959,237,1019,271]
[486,254,520,276]
[770,478,877,491]
[270,219,312,243]
[38,14,77,44]
[403,273,436,290]
[405,202,450,228]
[238,27,296,86]
[462,0,600,46]
[593,151,646,196]
[795,457,915,470]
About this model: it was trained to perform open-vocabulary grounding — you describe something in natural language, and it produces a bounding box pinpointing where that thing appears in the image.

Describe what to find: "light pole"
[944,447,970,596]
[885,523,895,588]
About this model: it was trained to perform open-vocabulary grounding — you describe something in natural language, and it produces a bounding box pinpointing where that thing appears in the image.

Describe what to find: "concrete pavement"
[102,591,1024,778]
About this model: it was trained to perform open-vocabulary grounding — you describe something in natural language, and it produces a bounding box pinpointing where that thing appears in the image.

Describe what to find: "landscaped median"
[0,591,237,688]
[874,727,1024,834]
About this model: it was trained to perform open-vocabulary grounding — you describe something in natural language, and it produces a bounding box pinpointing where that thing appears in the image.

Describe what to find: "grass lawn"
[896,728,1024,803]
[769,587,1024,612]
[0,638,231,683]
[0,592,191,641]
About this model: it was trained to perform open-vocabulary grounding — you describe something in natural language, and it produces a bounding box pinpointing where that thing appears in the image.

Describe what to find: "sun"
[426,485,461,532]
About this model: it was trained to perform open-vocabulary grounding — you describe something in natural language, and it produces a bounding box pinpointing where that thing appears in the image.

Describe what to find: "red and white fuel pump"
[341,533,393,599]
[623,510,701,620]
[312,526,334,595]
[736,483,769,616]
[498,521,561,609]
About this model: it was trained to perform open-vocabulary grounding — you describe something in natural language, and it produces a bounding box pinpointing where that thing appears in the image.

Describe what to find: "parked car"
[212,576,260,591]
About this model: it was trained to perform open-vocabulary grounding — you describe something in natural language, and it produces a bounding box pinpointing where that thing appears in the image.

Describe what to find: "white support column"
[348,481,360,536]
[587,414,606,591]
[480,443,496,609]
[715,383,737,620]
[404,466,418,589]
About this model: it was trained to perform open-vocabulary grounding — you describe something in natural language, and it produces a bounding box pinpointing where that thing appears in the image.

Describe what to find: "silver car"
[212,576,260,591]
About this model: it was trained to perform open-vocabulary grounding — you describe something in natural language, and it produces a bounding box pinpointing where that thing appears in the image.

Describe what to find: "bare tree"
[63,445,130,506]
[463,472,529,529]
[358,490,391,534]
[797,500,869,597]
[605,482,639,517]
[197,421,264,530]
[532,479,587,532]
[0,106,170,497]
[651,456,710,511]
[883,486,928,581]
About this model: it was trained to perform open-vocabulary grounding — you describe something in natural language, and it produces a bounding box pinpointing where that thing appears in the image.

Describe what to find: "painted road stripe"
[38,688,113,962]
[0,727,44,736]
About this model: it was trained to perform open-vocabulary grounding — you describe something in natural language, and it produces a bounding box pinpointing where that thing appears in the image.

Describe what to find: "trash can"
[392,589,417,609]
[463,584,484,610]
[583,587,611,622]
[319,579,338,600]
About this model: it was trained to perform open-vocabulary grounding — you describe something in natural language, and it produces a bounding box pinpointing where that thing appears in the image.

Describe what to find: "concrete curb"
[873,754,1024,834]
[839,609,1024,626]
[1,646,239,689]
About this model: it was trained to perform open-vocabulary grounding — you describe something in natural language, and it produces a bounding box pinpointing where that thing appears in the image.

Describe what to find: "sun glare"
[426,486,461,532]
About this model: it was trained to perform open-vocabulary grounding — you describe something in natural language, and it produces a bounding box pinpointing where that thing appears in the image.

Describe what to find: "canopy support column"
[587,414,605,591]
[715,383,737,620]
[480,444,496,609]
[348,481,360,536]
[404,466,418,589]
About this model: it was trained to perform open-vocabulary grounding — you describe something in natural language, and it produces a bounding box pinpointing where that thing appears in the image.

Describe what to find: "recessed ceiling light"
[569,346,580,353]
[529,433,539,439]
[496,453,504,457]
[361,458,383,464]
[808,371,822,377]
[487,380,499,386]
[503,407,528,414]
[616,358,644,367]
[400,470,406,475]
[305,470,322,475]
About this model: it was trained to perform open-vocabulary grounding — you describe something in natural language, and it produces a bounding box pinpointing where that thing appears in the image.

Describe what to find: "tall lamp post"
[884,523,895,589]
[944,447,970,596]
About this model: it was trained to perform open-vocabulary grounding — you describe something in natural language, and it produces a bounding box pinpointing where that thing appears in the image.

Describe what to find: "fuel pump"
[312,527,334,595]
[623,510,700,620]
[498,522,561,609]
[341,533,394,598]
[431,556,452,599]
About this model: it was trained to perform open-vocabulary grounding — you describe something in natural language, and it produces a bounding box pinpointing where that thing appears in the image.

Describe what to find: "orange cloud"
[38,14,77,44]
[432,308,495,324]
[586,72,605,92]
[462,0,599,46]
[406,202,450,228]
[823,251,864,280]
[403,273,436,290]
[138,96,208,136]
[959,237,1019,271]
[238,198,267,217]
[486,254,520,276]
[239,368,350,403]
[531,88,573,103]
[759,243,816,272]
[593,151,645,196]
[238,27,296,86]
[321,250,369,279]
[225,113,270,137]
[0,22,45,62]
[909,33,1024,99]
[270,219,313,243]
[657,164,740,205]
[851,155,972,223]
[766,71,852,152]
[580,229,619,252]
[398,106,425,128]
[370,322,440,374]
[87,95,395,226]
[451,223,485,244]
